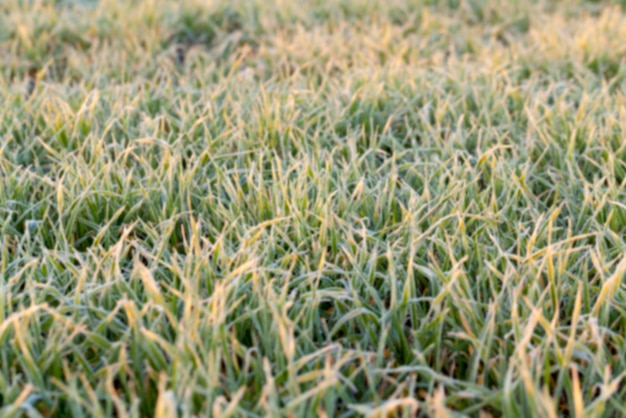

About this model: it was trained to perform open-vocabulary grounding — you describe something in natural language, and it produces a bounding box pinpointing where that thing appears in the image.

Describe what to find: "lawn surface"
[1,0,626,416]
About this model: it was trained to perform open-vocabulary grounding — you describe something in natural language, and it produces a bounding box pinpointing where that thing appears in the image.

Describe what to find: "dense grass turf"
[1,0,626,416]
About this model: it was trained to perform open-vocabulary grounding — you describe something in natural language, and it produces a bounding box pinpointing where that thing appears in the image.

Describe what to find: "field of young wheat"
[1,0,626,416]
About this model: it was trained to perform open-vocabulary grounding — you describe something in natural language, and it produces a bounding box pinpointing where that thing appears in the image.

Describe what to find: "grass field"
[1,0,626,416]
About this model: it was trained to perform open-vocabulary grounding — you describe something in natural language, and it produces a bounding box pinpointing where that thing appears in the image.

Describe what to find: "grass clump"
[1,0,626,417]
